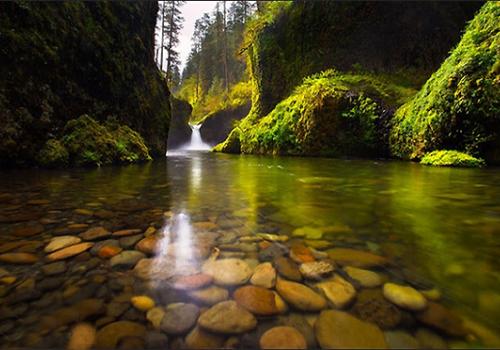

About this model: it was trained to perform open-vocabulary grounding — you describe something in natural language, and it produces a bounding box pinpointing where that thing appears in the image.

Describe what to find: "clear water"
[183,124,211,151]
[1,152,499,347]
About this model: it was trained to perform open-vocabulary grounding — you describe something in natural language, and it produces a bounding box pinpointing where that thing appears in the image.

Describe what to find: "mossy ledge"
[0,2,170,167]
[390,2,500,164]
[420,150,485,168]
[38,115,151,167]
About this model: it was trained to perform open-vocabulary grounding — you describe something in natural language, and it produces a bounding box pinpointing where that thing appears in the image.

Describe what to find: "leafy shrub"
[420,150,485,167]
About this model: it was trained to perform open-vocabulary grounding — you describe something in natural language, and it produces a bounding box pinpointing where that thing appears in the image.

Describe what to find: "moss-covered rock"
[245,2,480,121]
[61,115,151,167]
[200,103,250,146]
[37,139,69,167]
[221,70,416,157]
[390,2,500,164]
[420,150,485,168]
[0,2,170,166]
[213,128,242,154]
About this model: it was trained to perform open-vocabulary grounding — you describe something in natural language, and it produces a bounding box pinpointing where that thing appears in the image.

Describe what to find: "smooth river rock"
[130,295,155,311]
[234,285,280,316]
[383,283,427,311]
[259,326,307,349]
[198,300,257,334]
[299,261,334,280]
[316,275,356,309]
[172,273,213,290]
[46,243,93,261]
[202,258,252,286]
[185,325,225,349]
[110,250,146,268]
[275,257,302,282]
[44,236,82,253]
[79,227,111,241]
[0,252,38,264]
[160,303,200,335]
[315,310,387,349]
[327,248,389,268]
[67,322,96,350]
[146,307,165,329]
[188,285,229,306]
[275,278,327,311]
[344,266,383,288]
[250,262,276,289]
[95,321,146,348]
[416,301,467,337]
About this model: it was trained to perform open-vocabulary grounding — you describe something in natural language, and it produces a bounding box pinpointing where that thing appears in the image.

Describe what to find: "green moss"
[390,2,500,163]
[60,115,151,167]
[226,70,415,157]
[37,139,69,167]
[420,150,485,167]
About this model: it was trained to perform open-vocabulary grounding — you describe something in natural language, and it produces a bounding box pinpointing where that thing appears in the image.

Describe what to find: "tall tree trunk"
[166,1,175,83]
[222,0,229,94]
[160,2,166,71]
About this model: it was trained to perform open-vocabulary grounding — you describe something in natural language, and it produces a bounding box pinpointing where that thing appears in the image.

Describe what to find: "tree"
[158,1,185,86]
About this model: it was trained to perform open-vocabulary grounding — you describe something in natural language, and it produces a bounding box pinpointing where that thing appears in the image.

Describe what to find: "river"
[0,151,499,348]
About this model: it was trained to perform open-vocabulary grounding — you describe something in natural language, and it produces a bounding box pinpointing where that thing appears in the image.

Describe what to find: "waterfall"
[184,124,211,151]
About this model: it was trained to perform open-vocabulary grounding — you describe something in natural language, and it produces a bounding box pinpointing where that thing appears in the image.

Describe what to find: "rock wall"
[0,2,170,166]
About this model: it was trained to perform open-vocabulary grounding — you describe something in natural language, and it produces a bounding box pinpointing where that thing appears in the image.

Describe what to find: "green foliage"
[228,70,412,156]
[420,150,485,167]
[390,2,500,163]
[61,115,151,167]
[37,139,69,167]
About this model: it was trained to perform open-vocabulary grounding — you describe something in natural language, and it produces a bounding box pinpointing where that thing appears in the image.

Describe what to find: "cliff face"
[248,2,481,120]
[0,2,170,166]
[167,97,193,150]
[390,2,500,164]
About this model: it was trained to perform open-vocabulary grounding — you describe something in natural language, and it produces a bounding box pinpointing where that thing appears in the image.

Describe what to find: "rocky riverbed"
[1,156,500,349]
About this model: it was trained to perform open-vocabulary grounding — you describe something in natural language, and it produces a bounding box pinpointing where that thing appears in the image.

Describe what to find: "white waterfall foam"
[184,124,211,151]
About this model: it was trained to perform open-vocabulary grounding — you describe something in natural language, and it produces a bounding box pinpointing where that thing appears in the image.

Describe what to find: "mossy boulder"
[213,128,242,154]
[60,115,151,167]
[420,150,485,168]
[223,70,416,157]
[390,2,500,164]
[37,139,69,167]
[200,103,250,146]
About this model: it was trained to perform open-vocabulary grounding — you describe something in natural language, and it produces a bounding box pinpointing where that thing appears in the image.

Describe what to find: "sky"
[155,1,219,73]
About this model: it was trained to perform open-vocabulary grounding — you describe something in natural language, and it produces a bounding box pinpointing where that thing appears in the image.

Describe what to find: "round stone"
[299,261,334,280]
[416,301,467,337]
[344,266,383,288]
[98,246,122,259]
[146,307,165,329]
[188,285,229,306]
[44,236,82,253]
[135,236,158,255]
[384,330,419,349]
[95,321,146,349]
[315,310,387,349]
[259,326,307,349]
[67,323,96,350]
[316,275,356,309]
[275,278,327,311]
[327,248,389,268]
[274,257,302,281]
[202,258,252,286]
[198,300,257,334]
[46,243,94,261]
[0,252,38,264]
[250,262,277,289]
[172,273,213,290]
[352,289,402,329]
[160,303,200,335]
[383,283,427,311]
[112,229,142,237]
[110,250,146,268]
[234,285,280,315]
[185,326,225,349]
[131,295,155,311]
[79,227,111,241]
[290,244,315,263]
[41,261,67,276]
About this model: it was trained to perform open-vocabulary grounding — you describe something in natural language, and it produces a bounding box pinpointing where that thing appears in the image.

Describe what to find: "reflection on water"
[0,152,500,348]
